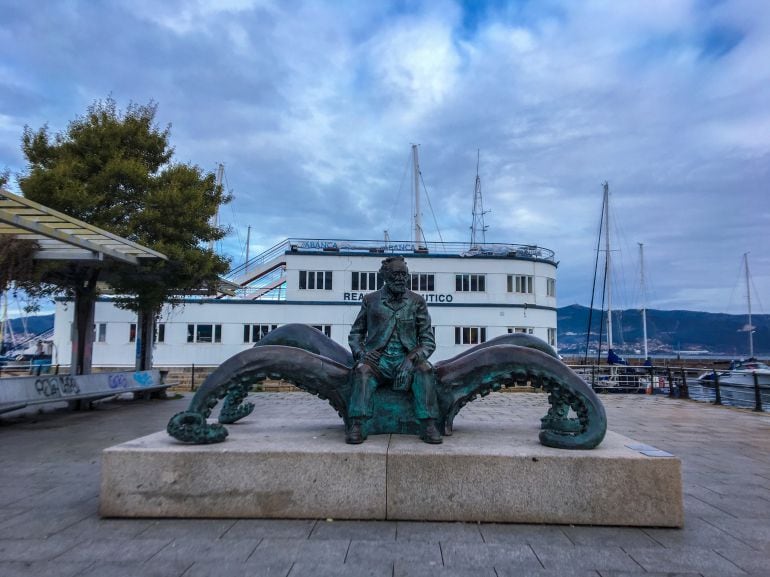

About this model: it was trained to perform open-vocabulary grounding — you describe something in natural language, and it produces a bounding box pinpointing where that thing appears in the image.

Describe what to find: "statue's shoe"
[346,421,364,444]
[421,419,443,444]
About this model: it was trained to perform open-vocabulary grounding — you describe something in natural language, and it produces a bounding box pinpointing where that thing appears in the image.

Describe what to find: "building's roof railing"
[226,237,556,280]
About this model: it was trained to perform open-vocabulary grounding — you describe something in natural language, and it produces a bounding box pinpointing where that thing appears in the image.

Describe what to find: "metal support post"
[753,372,763,412]
[713,372,722,405]
[679,367,689,399]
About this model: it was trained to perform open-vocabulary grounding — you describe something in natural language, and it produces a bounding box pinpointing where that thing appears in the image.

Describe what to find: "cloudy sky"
[2,0,768,314]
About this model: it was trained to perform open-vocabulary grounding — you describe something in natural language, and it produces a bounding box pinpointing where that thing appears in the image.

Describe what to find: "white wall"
[52,252,558,368]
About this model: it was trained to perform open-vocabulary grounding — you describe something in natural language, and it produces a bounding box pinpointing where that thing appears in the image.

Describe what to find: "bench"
[0,369,169,415]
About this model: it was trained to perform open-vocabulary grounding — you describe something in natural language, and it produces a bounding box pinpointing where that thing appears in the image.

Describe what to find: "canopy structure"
[1,188,169,375]
[0,189,167,264]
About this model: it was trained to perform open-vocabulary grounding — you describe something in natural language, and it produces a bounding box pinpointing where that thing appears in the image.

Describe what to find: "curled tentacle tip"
[218,402,255,424]
[167,411,229,444]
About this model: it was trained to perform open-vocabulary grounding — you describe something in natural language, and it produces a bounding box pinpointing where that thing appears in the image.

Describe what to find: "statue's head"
[380,255,409,295]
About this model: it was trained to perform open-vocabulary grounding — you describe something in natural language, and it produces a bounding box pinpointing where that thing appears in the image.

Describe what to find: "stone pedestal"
[100,416,683,527]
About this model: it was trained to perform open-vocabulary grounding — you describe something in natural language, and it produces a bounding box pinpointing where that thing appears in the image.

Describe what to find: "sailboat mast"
[412,145,422,248]
[245,225,251,265]
[209,163,224,252]
[603,182,613,351]
[639,243,648,359]
[745,252,754,358]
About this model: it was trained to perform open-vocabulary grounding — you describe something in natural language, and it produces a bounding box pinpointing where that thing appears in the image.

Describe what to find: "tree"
[18,97,230,373]
[106,163,231,370]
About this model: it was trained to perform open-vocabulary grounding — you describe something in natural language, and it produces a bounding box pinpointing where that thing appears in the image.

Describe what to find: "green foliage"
[0,237,40,293]
[20,97,172,234]
[17,96,230,313]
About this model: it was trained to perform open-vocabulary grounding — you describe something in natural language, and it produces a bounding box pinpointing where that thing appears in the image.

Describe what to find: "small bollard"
[713,371,722,405]
[753,371,763,412]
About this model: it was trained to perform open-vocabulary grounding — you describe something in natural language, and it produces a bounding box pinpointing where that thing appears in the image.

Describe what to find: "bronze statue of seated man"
[346,255,442,444]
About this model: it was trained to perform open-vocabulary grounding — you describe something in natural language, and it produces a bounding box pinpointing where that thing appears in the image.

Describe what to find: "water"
[687,382,769,412]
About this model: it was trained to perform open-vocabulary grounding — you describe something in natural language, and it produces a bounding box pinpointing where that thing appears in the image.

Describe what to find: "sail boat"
[580,183,638,391]
[598,182,627,367]
[699,253,770,386]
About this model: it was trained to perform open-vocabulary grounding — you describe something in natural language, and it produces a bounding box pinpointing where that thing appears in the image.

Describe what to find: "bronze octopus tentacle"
[167,324,607,449]
[435,344,606,449]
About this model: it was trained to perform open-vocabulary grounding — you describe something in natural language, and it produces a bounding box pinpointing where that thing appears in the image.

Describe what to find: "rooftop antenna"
[470,149,489,249]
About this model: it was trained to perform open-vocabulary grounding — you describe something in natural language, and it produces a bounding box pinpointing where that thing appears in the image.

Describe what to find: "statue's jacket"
[348,288,436,360]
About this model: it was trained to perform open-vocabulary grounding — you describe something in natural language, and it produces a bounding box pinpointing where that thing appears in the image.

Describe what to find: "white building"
[53,238,558,369]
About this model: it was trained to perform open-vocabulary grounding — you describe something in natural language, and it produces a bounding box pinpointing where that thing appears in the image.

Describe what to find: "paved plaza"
[1,391,769,577]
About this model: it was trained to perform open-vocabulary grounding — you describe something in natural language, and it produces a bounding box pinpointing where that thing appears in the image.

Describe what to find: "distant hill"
[557,305,769,357]
[3,314,55,339]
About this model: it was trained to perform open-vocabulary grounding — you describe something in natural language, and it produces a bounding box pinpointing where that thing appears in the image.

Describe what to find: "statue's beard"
[387,281,406,295]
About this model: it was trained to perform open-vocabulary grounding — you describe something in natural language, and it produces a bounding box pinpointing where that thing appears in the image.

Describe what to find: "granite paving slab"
[0,560,93,577]
[1,392,769,577]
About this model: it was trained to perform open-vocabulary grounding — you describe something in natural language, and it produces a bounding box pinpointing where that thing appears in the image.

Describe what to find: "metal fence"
[567,363,768,412]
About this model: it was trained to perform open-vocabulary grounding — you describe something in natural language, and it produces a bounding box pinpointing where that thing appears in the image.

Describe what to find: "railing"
[568,363,768,412]
[225,237,557,281]
[568,364,689,395]
[688,371,769,412]
[225,239,292,280]
[0,358,56,377]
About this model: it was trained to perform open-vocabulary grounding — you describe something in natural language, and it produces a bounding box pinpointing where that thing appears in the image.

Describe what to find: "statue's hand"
[394,357,414,391]
[407,347,426,362]
[363,350,382,366]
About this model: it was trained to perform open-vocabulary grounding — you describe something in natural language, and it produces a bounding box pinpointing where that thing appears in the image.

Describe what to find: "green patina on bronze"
[167,257,607,450]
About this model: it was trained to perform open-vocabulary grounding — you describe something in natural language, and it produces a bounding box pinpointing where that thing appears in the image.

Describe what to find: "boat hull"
[710,370,770,387]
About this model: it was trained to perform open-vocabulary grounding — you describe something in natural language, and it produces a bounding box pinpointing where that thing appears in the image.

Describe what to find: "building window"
[244,324,278,343]
[96,323,107,343]
[131,323,165,343]
[351,272,381,291]
[188,323,222,343]
[312,324,332,338]
[455,274,485,292]
[454,326,487,345]
[299,270,333,290]
[548,328,556,347]
[508,327,534,334]
[546,278,556,297]
[409,273,435,292]
[508,274,533,294]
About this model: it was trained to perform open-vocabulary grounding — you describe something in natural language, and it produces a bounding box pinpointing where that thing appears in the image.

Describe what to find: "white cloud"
[123,0,274,35]
[364,17,462,124]
[2,0,769,312]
